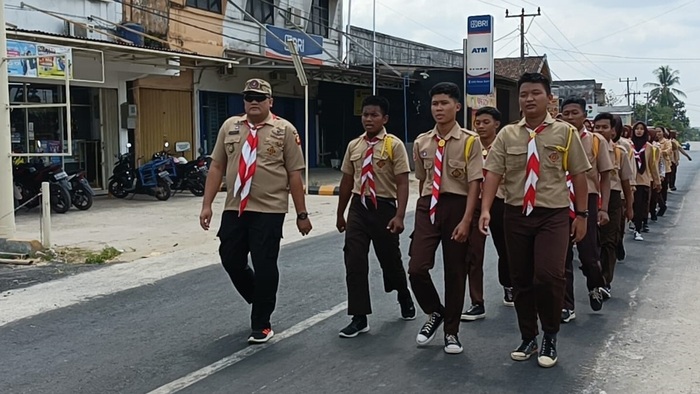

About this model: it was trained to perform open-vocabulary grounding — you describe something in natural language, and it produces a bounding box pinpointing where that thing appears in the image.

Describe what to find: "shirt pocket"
[447,159,467,181]
[351,153,364,173]
[542,144,565,170]
[373,152,391,174]
[505,146,527,169]
[260,135,285,164]
[224,135,242,158]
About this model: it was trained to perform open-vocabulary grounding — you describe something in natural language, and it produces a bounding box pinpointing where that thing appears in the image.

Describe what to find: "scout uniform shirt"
[341,128,410,199]
[659,137,673,173]
[671,139,681,164]
[211,113,305,213]
[482,141,506,200]
[635,141,661,187]
[581,130,614,196]
[609,142,634,193]
[485,114,591,208]
[617,138,637,187]
[413,123,483,197]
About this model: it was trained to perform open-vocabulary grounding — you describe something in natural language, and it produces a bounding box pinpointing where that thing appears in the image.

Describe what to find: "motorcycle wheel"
[154,180,172,201]
[188,178,205,197]
[108,179,129,199]
[73,187,93,210]
[50,183,71,214]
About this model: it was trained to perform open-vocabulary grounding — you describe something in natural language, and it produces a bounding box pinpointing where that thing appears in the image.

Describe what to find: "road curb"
[307,185,339,196]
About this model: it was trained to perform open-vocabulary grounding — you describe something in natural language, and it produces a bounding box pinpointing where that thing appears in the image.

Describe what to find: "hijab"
[631,121,649,174]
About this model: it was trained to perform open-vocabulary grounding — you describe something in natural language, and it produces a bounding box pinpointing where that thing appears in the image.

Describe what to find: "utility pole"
[629,91,642,107]
[619,77,637,107]
[643,92,650,124]
[505,7,541,74]
[0,0,17,238]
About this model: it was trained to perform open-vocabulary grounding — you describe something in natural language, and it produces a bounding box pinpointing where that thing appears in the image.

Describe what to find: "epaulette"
[415,131,432,140]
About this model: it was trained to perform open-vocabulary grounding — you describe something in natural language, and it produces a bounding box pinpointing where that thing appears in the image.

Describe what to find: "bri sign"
[466,15,494,95]
[265,25,324,65]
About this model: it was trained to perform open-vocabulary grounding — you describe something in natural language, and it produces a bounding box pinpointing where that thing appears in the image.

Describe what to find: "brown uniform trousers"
[600,190,623,285]
[490,197,511,288]
[344,195,410,316]
[466,207,486,306]
[669,162,678,189]
[504,205,569,340]
[408,194,470,335]
[634,186,651,231]
[564,193,606,310]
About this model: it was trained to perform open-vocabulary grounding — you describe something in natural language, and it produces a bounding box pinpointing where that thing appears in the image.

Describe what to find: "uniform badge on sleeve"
[295,134,301,145]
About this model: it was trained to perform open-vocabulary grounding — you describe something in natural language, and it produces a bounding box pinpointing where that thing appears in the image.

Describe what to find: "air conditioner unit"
[64,20,88,38]
[218,65,236,77]
[285,7,304,28]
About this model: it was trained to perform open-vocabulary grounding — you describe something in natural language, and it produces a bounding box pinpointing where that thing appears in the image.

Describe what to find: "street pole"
[505,8,540,74]
[619,77,637,107]
[0,0,17,238]
[304,83,309,193]
[345,0,352,64]
[372,0,376,95]
[644,92,650,124]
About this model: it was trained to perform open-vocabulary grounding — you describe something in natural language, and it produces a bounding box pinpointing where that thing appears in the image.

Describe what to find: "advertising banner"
[5,40,72,79]
[466,15,494,95]
[6,40,38,77]
[265,25,324,66]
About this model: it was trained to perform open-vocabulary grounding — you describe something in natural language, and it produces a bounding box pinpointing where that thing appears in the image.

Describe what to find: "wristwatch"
[297,212,309,220]
[575,210,589,218]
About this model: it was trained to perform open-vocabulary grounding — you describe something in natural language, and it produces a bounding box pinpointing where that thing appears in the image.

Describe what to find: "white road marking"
[147,302,347,394]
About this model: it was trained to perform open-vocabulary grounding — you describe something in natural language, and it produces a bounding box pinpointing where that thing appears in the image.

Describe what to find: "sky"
[348,0,700,126]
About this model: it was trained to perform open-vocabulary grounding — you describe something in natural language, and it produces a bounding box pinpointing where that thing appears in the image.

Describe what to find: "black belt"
[352,193,397,208]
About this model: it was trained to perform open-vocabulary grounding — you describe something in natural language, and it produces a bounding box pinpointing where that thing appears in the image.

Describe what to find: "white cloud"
[348,0,700,126]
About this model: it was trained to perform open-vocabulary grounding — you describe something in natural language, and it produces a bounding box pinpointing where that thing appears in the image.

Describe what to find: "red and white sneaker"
[248,328,274,344]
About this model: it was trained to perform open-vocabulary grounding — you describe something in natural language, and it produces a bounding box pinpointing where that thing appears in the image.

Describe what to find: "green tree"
[633,101,690,131]
[643,66,687,107]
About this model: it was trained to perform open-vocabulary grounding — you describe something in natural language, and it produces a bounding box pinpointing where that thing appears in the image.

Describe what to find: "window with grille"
[307,0,329,38]
[245,0,275,25]
[185,0,222,13]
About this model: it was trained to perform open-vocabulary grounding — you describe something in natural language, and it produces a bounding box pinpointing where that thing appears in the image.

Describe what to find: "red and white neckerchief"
[360,136,380,209]
[523,123,548,216]
[429,135,446,224]
[633,144,646,170]
[233,121,262,216]
[566,130,589,219]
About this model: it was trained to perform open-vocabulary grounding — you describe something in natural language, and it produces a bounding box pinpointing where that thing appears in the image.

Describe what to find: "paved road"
[1,155,698,393]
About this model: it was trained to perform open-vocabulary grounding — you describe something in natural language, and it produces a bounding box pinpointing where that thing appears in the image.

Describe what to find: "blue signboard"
[265,25,323,58]
[466,15,494,95]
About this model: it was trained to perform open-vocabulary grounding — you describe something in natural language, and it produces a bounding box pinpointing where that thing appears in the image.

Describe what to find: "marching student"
[480,73,591,368]
[668,130,692,191]
[561,97,613,320]
[594,113,634,298]
[657,127,673,216]
[336,95,416,338]
[631,122,661,241]
[613,116,637,262]
[409,82,482,355]
[648,128,663,224]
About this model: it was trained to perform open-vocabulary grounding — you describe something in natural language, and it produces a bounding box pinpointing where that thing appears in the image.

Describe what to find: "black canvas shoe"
[601,286,612,301]
[658,205,667,217]
[460,304,486,321]
[561,309,576,323]
[642,224,650,233]
[616,242,626,261]
[538,334,558,368]
[339,316,370,338]
[650,212,658,221]
[589,288,604,311]
[503,287,515,306]
[399,296,416,320]
[416,312,443,345]
[511,338,538,361]
[444,334,463,354]
[248,328,274,344]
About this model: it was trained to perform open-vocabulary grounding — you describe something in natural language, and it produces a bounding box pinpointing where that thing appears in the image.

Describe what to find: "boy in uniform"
[612,116,636,262]
[560,97,613,320]
[479,73,591,368]
[336,95,416,338]
[408,82,483,355]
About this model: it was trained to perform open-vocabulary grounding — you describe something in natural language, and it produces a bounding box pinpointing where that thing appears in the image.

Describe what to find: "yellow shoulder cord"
[615,146,621,168]
[465,135,476,162]
[562,127,574,172]
[379,136,393,160]
[592,136,600,160]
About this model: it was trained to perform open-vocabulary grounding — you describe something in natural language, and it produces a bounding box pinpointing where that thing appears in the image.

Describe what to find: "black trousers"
[490,197,511,288]
[600,191,623,285]
[344,195,410,316]
[634,186,651,232]
[217,210,285,330]
[661,175,670,205]
[669,163,678,189]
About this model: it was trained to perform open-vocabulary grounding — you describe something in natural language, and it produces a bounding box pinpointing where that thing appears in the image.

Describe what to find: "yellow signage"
[353,89,372,116]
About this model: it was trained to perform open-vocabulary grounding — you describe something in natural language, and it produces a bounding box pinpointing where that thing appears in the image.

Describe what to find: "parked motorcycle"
[108,143,173,201]
[152,142,207,197]
[67,170,95,210]
[13,159,72,214]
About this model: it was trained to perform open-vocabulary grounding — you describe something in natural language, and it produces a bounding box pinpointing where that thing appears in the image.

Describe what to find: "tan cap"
[242,78,272,96]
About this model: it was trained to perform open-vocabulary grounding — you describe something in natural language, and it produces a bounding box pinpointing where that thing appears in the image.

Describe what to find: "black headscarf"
[631,121,649,174]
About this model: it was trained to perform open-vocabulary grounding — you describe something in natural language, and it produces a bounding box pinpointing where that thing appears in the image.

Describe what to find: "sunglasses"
[243,93,269,103]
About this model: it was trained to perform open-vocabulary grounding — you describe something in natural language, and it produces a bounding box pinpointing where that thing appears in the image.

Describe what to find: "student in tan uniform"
[648,128,663,223]
[408,82,482,355]
[594,113,634,299]
[560,97,613,321]
[657,127,673,216]
[613,117,636,261]
[668,130,692,191]
[480,73,591,368]
[631,122,660,241]
[336,95,416,338]
[200,78,312,344]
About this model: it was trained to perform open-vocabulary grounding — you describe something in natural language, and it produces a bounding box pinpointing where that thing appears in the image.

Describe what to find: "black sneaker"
[460,304,486,321]
[444,334,463,354]
[658,205,667,217]
[601,286,612,301]
[248,328,274,344]
[503,287,515,307]
[616,242,626,261]
[538,334,558,368]
[399,296,416,320]
[671,186,677,191]
[650,213,658,221]
[561,309,576,323]
[511,338,538,361]
[339,316,370,338]
[416,312,443,345]
[589,288,604,311]
[642,224,650,233]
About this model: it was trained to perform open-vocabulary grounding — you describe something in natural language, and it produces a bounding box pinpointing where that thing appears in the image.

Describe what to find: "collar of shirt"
[241,113,277,127]
[362,128,387,141]
[517,112,556,128]
[428,122,463,141]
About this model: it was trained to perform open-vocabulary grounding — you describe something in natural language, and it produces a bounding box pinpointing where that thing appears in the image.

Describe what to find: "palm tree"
[644,66,687,107]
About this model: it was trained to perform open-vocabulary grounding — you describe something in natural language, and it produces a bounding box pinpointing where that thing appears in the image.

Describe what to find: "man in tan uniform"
[616,121,637,260]
[336,95,415,338]
[594,113,634,298]
[480,73,591,368]
[409,82,482,355]
[199,78,312,344]
[561,97,613,320]
[668,130,692,191]
[631,122,660,241]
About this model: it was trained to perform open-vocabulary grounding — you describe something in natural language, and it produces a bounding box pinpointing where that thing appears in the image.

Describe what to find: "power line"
[526,30,591,77]
[505,7,541,73]
[524,36,562,80]
[374,0,460,47]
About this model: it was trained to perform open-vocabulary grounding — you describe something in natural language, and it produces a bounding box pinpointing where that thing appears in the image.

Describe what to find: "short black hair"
[361,95,390,116]
[561,96,587,112]
[429,82,461,101]
[475,106,502,122]
[593,112,615,126]
[517,73,551,95]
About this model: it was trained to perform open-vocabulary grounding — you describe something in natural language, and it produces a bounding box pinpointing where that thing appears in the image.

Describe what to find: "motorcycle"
[13,159,72,214]
[108,143,173,201]
[67,170,95,210]
[152,142,208,197]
